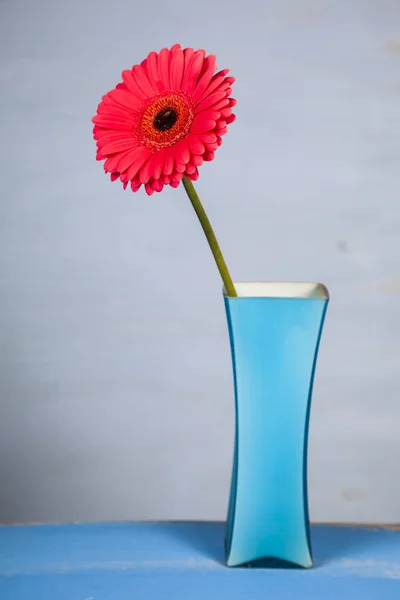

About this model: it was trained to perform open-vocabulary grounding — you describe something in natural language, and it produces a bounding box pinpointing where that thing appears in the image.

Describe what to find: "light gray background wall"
[0,0,399,524]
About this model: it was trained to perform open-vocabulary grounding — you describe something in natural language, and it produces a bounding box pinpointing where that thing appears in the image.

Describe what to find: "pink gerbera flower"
[93,44,236,196]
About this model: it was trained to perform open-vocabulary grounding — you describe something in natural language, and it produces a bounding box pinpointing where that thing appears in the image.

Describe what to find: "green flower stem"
[182,177,237,297]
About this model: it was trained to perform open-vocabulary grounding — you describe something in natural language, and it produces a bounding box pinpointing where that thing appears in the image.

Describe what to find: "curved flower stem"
[182,177,237,297]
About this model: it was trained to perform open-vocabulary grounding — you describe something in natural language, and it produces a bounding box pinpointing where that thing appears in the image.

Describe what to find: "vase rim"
[224,281,329,300]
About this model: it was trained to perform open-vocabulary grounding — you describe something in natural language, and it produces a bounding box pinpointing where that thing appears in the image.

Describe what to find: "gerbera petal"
[205,141,219,152]
[203,151,215,161]
[101,138,138,154]
[201,132,217,144]
[150,149,166,180]
[119,146,151,173]
[170,180,180,188]
[121,70,147,101]
[181,47,194,89]
[173,139,191,165]
[162,173,171,185]
[126,148,152,179]
[139,150,164,183]
[132,65,155,98]
[196,73,226,104]
[171,170,184,183]
[174,162,186,173]
[185,167,199,181]
[187,136,205,154]
[153,179,164,193]
[145,180,155,196]
[182,49,206,94]
[143,51,161,93]
[190,114,216,134]
[219,107,233,118]
[185,163,196,175]
[206,97,230,112]
[92,116,131,130]
[226,113,236,124]
[163,148,175,175]
[191,55,218,103]
[131,179,142,192]
[215,126,228,136]
[191,154,204,167]
[104,150,131,173]
[196,90,229,113]
[169,47,184,89]
[158,47,171,89]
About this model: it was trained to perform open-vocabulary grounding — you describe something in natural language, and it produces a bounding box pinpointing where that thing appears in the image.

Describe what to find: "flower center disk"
[138,92,194,150]
[153,107,178,132]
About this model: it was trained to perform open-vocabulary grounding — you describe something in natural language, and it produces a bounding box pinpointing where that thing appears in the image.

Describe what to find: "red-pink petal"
[203,151,215,161]
[187,136,205,154]
[158,47,171,89]
[131,181,141,192]
[185,163,196,175]
[201,132,217,144]
[104,150,131,173]
[121,70,147,101]
[173,139,190,164]
[132,65,155,98]
[171,170,184,183]
[174,162,186,173]
[191,55,217,103]
[226,113,236,124]
[139,153,159,183]
[196,72,225,104]
[185,167,199,181]
[219,107,233,118]
[170,180,180,188]
[101,138,137,154]
[191,154,204,167]
[190,114,216,134]
[215,119,227,130]
[145,181,155,196]
[196,90,229,113]
[143,51,160,93]
[126,148,152,179]
[181,49,205,94]
[119,146,151,173]
[163,148,174,175]
[205,141,219,152]
[92,116,131,130]
[153,179,164,193]
[169,47,184,89]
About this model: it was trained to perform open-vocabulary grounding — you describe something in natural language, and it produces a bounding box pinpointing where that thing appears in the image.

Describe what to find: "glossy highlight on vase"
[224,282,329,568]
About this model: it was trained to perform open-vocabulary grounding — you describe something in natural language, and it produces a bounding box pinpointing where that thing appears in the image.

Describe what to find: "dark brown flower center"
[153,107,178,132]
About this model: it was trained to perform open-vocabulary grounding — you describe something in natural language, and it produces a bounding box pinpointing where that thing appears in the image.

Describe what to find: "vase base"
[226,555,313,569]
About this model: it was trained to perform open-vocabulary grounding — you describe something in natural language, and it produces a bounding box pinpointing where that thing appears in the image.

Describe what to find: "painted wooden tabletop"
[0,522,399,599]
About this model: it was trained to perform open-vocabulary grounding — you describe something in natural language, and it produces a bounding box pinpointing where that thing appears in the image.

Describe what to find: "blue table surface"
[0,522,399,599]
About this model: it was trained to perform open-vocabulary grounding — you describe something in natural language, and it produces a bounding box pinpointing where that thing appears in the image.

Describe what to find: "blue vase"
[224,282,329,568]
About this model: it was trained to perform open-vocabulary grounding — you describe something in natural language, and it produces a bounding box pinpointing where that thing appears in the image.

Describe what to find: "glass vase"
[224,282,329,568]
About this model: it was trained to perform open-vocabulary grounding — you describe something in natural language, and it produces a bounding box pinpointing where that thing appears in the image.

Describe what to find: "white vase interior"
[225,282,329,300]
